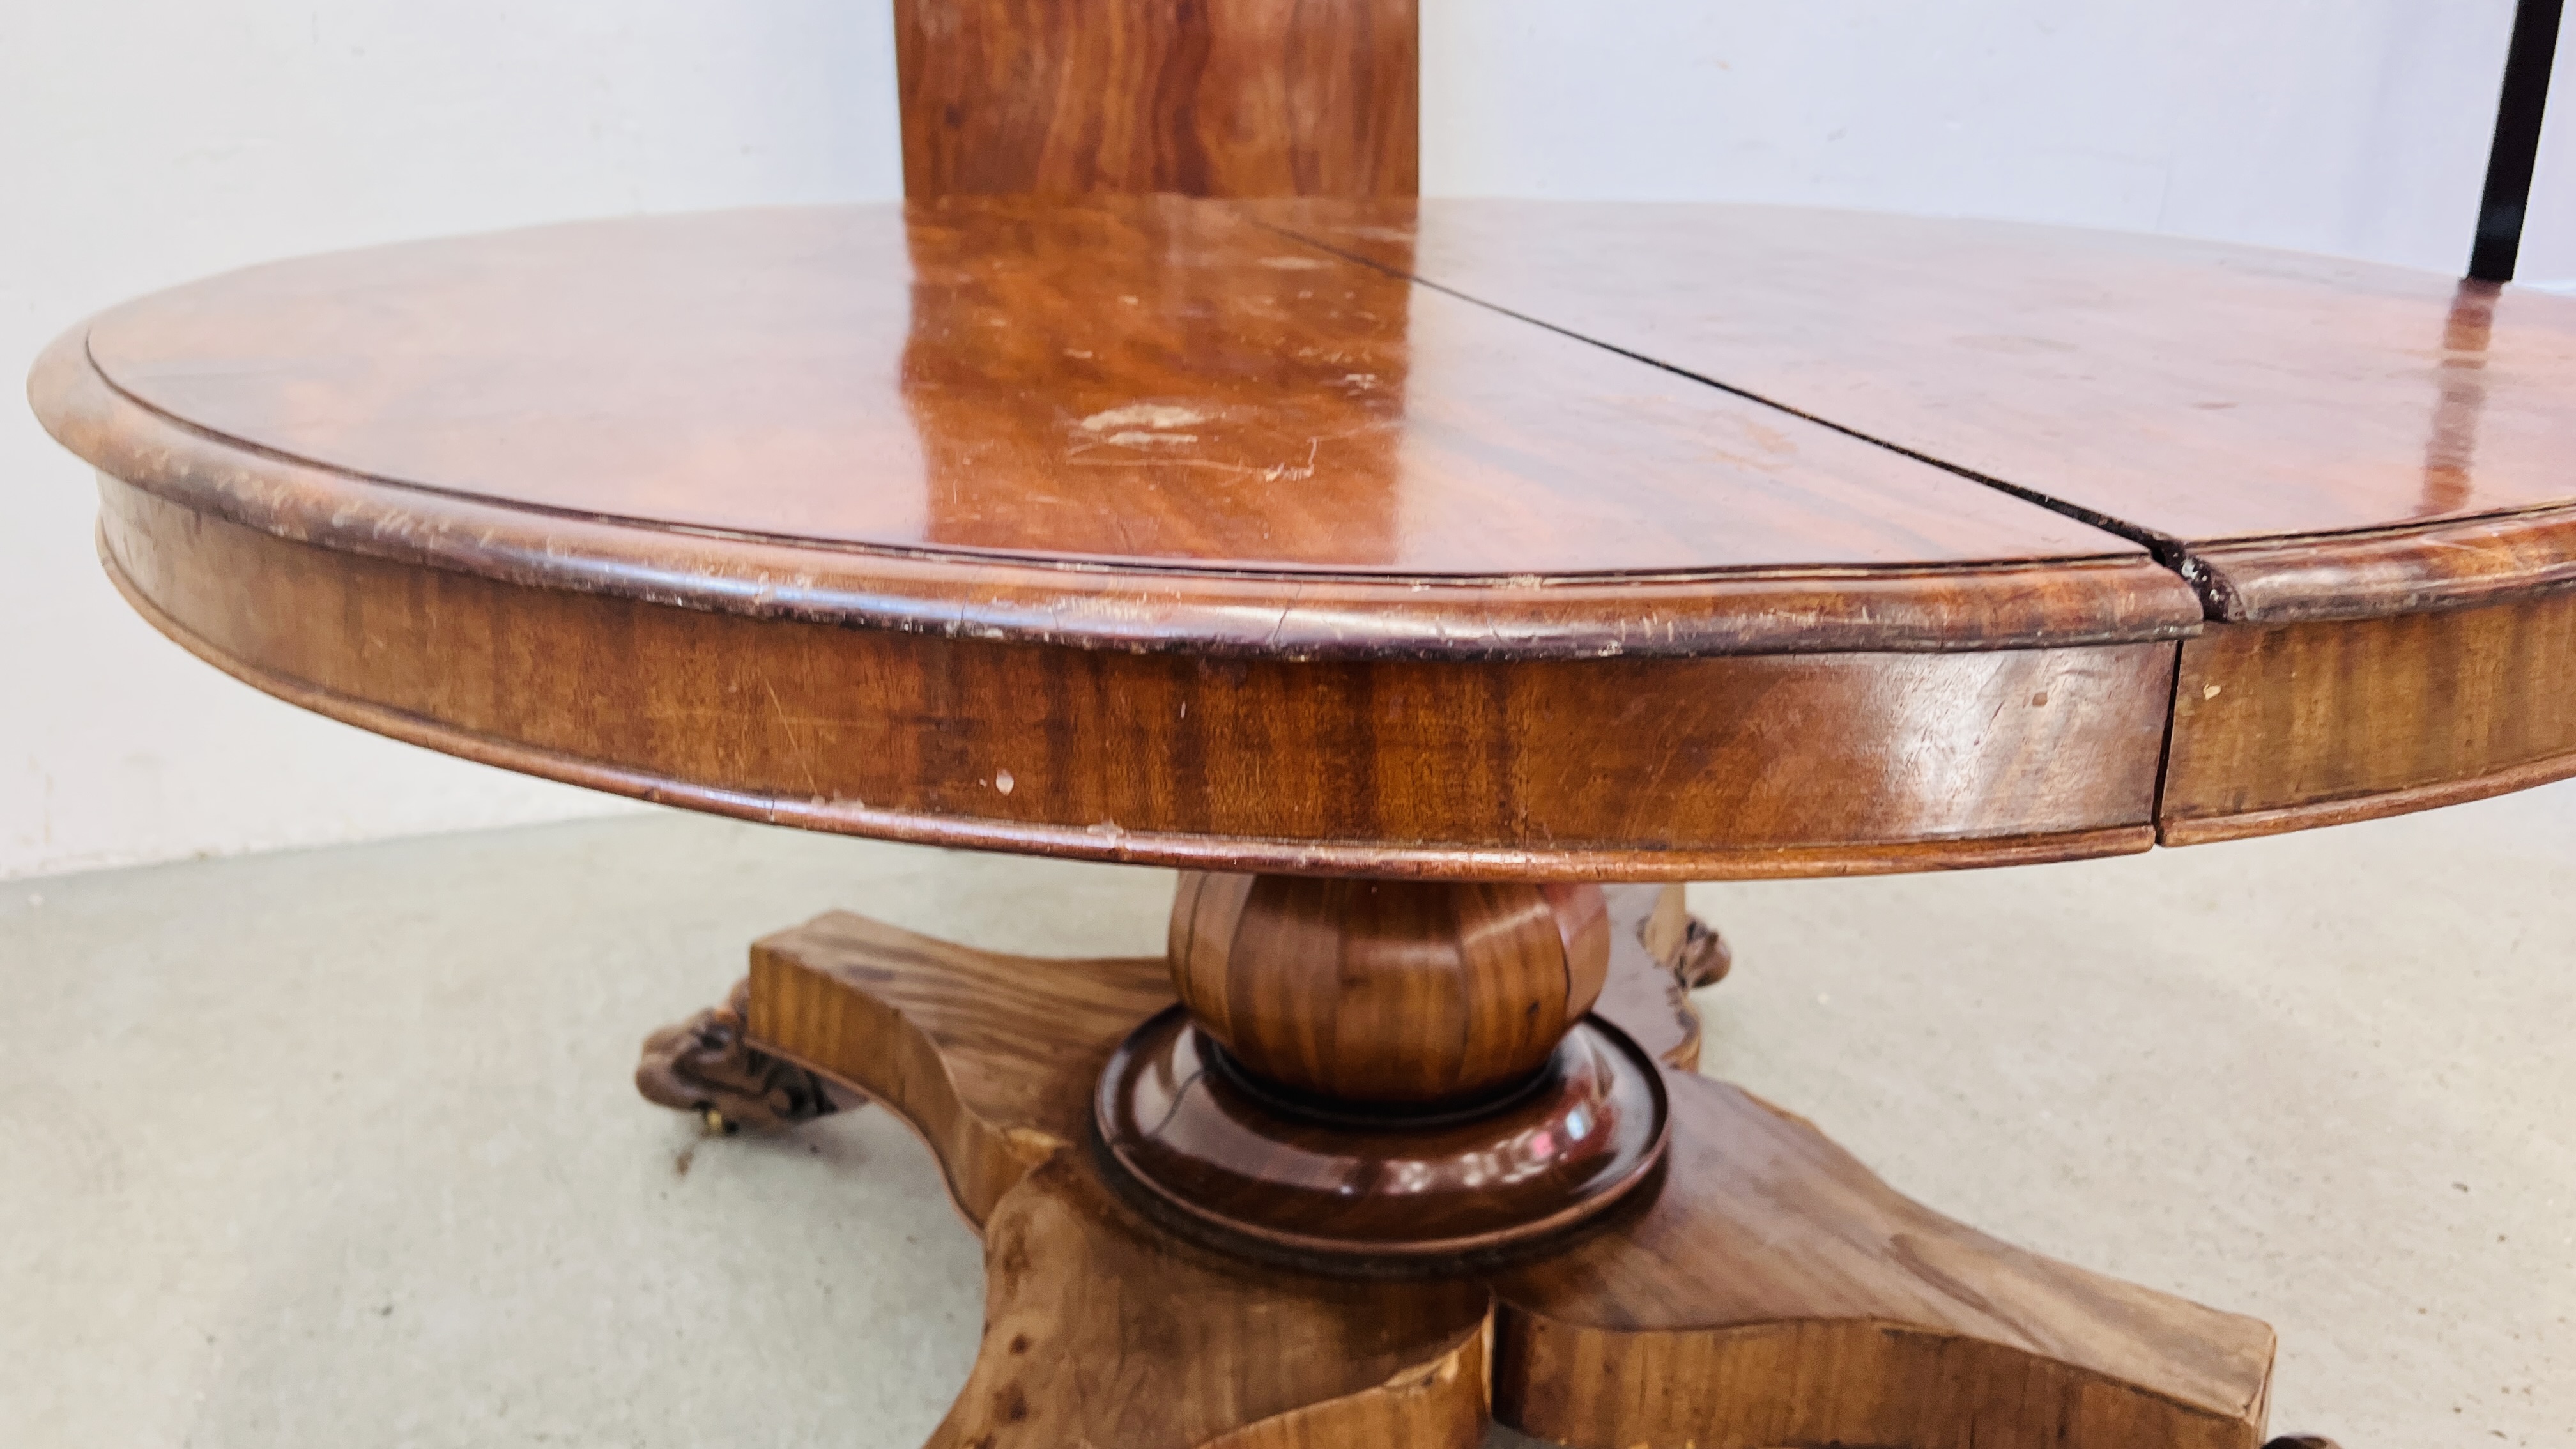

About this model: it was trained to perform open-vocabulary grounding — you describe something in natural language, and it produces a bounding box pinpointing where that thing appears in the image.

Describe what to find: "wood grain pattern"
[94,477,2179,879]
[736,886,1702,1445]
[749,910,1171,1225]
[742,884,2275,1448]
[1259,200,2576,621]
[34,319,2195,663]
[1131,876,1666,1260]
[1169,875,1607,1104]
[2193,503,2576,621]
[1488,1070,2275,1449]
[945,1155,1491,1449]
[2161,592,2576,843]
[42,197,2576,859]
[43,201,2186,635]
[895,0,1418,201]
[756,38,1471,1429]
[1097,1006,1668,1259]
[749,886,1693,1204]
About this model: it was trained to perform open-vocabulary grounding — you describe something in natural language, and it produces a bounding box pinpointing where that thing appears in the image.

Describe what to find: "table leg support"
[1487,1071,2276,1448]
[651,882,2289,1448]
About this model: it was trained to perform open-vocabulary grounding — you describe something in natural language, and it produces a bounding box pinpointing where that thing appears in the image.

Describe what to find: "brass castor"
[636,978,849,1131]
[1676,916,1733,987]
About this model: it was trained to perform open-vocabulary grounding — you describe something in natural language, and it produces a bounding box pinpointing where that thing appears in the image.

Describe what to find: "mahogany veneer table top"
[54,197,2196,657]
[1271,198,2576,622]
[31,195,2576,876]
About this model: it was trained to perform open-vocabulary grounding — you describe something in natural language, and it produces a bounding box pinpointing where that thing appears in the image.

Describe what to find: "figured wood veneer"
[1168,875,1610,1103]
[59,200,2178,597]
[1489,1073,2274,1449]
[740,885,2277,1448]
[1115,878,1660,1261]
[747,892,1499,1446]
[93,477,2178,879]
[895,0,1418,201]
[36,309,2196,659]
[2162,594,2576,841]
[31,179,2576,856]
[1245,200,2576,842]
[948,1156,1493,1449]
[741,887,1712,1234]
[1260,201,2576,597]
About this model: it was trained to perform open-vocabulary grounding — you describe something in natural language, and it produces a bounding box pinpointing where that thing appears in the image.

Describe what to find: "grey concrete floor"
[4,786,2572,1448]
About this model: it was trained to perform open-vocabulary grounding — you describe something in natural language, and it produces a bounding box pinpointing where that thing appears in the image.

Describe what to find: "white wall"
[1,3,906,880]
[1426,0,2576,283]
[5,1,2570,880]
[2523,10,2576,286]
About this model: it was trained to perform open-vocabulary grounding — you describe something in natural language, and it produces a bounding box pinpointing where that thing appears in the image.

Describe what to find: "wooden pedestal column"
[640,882,2285,1448]
[1096,875,1671,1262]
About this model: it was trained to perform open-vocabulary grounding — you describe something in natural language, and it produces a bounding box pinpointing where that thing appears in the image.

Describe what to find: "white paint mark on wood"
[1080,403,1211,434]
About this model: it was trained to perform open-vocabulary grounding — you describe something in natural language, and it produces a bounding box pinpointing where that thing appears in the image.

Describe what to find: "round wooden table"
[34,195,2576,1448]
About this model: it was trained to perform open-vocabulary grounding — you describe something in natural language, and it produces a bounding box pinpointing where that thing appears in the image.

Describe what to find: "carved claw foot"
[1637,882,1733,990]
[636,977,849,1131]
[1612,887,1733,1073]
[1673,914,1733,986]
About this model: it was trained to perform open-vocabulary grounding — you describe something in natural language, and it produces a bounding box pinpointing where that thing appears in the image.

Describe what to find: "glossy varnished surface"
[72,197,2154,585]
[36,326,2195,660]
[1168,875,1610,1105]
[1235,199,2576,844]
[747,890,2278,1447]
[1096,1009,1667,1259]
[745,884,1701,1230]
[1107,875,1663,1260]
[2163,598,2576,841]
[38,197,2576,856]
[895,0,1416,201]
[1265,201,2576,618]
[91,475,2179,877]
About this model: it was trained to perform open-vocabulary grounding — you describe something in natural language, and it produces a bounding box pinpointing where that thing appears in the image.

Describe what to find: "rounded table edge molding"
[93,487,2165,881]
[2195,504,2576,623]
[31,326,2206,663]
[33,195,2576,871]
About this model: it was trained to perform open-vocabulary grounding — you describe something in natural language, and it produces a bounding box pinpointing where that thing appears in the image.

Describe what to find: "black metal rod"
[2471,0,2566,280]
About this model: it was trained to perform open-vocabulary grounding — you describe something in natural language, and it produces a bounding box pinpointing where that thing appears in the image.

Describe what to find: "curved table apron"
[35,199,2576,880]
[33,195,2576,1449]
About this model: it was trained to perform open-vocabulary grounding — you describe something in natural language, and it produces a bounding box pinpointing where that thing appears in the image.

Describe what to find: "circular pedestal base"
[1094,1006,1669,1264]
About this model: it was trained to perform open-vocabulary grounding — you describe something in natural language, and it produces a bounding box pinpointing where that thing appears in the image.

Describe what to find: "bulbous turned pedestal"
[1094,873,1670,1263]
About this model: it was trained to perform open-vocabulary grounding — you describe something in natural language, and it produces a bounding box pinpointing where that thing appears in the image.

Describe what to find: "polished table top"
[65,197,2202,656]
[84,201,2140,580]
[33,197,2576,877]
[1269,198,2576,621]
